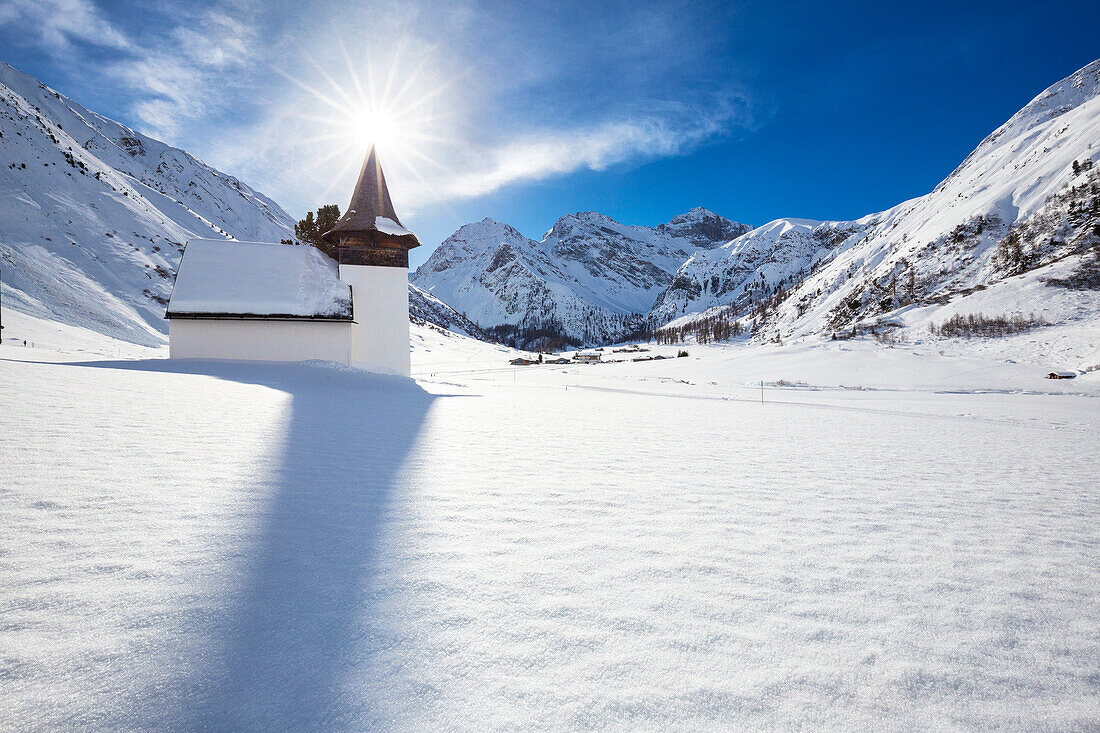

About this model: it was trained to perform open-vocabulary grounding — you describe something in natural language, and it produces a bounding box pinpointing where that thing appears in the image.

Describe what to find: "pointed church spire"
[329,146,401,232]
[323,146,420,266]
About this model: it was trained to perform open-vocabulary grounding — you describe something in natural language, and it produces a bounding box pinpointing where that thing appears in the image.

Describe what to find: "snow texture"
[2,56,1100,732]
[0,321,1097,730]
[168,239,351,318]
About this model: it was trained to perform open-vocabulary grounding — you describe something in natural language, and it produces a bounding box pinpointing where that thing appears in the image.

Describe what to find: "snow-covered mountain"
[0,62,296,346]
[6,57,1096,353]
[649,218,871,324]
[0,62,484,347]
[408,283,488,340]
[415,60,1097,350]
[661,59,1100,342]
[411,207,750,347]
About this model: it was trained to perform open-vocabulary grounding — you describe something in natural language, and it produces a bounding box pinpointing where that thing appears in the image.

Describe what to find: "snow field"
[1,328,1097,729]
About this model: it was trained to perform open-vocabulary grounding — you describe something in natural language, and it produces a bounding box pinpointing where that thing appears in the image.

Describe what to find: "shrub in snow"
[928,312,1047,339]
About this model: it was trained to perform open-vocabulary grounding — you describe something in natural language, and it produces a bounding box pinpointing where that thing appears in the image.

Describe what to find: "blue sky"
[2,0,1098,268]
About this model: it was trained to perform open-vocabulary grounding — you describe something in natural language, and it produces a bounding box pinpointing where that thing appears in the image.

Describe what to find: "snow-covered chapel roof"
[166,239,352,320]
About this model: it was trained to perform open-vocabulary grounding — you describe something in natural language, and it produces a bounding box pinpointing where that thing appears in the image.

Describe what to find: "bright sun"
[357,108,399,151]
[274,39,460,205]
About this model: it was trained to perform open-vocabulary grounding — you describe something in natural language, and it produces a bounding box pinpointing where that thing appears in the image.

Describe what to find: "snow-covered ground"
[1,321,1097,730]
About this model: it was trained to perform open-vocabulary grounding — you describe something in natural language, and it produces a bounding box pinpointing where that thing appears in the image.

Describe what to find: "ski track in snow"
[1,324,1098,730]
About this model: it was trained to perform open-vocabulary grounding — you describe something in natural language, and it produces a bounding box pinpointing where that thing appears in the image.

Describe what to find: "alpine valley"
[2,59,1098,355]
[414,59,1099,351]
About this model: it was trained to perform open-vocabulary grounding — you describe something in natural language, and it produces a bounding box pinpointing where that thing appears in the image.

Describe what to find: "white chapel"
[165,147,420,376]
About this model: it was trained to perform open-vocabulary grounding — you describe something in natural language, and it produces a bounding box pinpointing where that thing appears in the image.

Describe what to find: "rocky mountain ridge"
[412,207,751,347]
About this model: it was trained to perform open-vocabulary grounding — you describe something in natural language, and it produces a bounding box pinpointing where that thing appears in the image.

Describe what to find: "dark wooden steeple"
[322,146,420,267]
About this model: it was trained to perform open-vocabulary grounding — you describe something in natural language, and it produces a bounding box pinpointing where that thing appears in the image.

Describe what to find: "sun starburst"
[272,35,467,212]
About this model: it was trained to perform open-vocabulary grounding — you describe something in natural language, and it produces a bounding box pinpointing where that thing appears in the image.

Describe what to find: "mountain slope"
[411,207,750,347]
[408,284,488,340]
[773,59,1100,341]
[658,59,1100,344]
[0,62,296,346]
[649,218,873,324]
[0,62,483,347]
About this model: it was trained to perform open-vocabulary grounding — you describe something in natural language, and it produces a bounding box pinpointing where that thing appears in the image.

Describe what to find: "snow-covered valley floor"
[1,319,1098,730]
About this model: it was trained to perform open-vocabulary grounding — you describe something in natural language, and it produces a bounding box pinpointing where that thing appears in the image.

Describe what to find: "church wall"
[168,319,352,364]
[339,264,411,376]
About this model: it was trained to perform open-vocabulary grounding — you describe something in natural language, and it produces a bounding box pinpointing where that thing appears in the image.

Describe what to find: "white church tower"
[322,147,420,376]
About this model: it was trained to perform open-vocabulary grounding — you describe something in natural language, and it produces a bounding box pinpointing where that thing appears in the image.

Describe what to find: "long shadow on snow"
[52,357,437,729]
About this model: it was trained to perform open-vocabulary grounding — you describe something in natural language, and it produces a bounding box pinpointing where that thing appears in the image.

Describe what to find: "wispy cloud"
[107,8,260,139]
[408,93,754,207]
[205,0,759,215]
[0,0,131,51]
[0,0,758,215]
[0,0,260,140]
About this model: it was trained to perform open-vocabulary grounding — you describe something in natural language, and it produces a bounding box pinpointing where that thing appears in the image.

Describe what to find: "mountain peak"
[984,58,1100,146]
[659,207,752,249]
[679,206,719,218]
[454,217,523,237]
[551,210,613,227]
[1029,58,1100,112]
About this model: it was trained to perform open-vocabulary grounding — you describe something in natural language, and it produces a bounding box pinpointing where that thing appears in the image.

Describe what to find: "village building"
[573,352,602,362]
[166,147,419,375]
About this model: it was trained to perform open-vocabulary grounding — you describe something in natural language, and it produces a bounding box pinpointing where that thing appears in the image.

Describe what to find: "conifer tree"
[295,204,341,258]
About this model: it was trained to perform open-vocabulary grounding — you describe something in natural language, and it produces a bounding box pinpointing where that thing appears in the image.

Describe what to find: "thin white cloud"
[1,0,759,219]
[111,7,261,140]
[0,0,260,141]
[422,95,752,206]
[204,2,758,217]
[232,94,754,219]
[0,0,131,52]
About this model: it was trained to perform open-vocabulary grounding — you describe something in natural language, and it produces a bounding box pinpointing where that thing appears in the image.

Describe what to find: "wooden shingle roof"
[322,146,420,249]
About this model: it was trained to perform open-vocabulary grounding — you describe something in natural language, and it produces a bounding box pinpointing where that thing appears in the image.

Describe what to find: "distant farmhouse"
[166,148,419,375]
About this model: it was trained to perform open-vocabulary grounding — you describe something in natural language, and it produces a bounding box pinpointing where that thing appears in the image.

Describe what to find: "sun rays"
[265,20,737,219]
[271,34,466,210]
